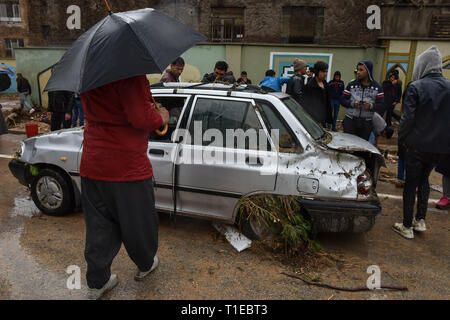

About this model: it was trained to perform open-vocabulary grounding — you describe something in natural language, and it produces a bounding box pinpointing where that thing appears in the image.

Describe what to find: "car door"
[148,94,191,212]
[175,95,278,222]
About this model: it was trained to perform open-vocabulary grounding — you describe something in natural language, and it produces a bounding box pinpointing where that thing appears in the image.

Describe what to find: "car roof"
[150,82,290,100]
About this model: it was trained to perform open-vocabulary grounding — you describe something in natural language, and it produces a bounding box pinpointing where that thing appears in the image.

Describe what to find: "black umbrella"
[44,6,206,94]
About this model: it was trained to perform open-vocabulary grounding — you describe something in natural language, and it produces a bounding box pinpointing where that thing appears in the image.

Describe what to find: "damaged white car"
[9,83,385,237]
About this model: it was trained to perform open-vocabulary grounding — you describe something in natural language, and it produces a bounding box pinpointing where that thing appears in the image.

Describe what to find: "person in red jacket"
[80,75,169,299]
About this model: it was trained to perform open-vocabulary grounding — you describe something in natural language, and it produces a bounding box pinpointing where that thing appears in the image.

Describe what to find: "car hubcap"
[36,176,63,210]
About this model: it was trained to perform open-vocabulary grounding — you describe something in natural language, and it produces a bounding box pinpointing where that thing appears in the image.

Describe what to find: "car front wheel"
[31,168,74,216]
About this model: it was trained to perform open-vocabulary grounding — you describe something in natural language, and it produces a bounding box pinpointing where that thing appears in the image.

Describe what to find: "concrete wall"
[14,44,386,108]
[152,43,385,86]
[21,0,382,49]
[14,47,66,105]
[381,4,450,39]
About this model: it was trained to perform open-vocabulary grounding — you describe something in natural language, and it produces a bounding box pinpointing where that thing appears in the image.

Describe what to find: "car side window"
[149,96,188,142]
[256,100,302,153]
[188,98,264,149]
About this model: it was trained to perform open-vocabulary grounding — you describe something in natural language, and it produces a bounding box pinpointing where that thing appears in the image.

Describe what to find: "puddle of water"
[10,196,41,218]
[0,229,86,299]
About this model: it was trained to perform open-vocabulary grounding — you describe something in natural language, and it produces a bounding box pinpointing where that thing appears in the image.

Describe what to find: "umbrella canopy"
[44,8,206,94]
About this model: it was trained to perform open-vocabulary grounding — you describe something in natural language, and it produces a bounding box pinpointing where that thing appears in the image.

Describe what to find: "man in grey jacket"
[340,60,384,141]
[393,46,450,239]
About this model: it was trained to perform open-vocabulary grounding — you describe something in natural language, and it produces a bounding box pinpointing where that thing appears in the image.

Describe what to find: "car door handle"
[245,156,263,166]
[149,149,165,156]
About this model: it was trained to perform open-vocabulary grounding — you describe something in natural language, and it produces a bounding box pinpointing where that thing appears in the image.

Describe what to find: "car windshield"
[282,97,325,140]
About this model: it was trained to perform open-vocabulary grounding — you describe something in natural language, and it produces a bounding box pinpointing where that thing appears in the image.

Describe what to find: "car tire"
[241,214,268,240]
[31,168,74,216]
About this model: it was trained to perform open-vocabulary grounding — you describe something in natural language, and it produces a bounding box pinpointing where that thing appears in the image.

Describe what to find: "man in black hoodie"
[340,60,384,141]
[393,46,450,239]
[47,90,75,131]
[381,70,402,126]
[301,61,332,127]
[327,71,345,131]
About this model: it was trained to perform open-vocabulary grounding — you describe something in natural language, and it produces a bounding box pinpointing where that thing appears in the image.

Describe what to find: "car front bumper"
[8,159,29,186]
[298,197,381,233]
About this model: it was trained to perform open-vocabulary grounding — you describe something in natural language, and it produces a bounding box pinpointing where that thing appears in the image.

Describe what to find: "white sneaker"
[87,274,118,300]
[413,218,427,232]
[393,223,414,239]
[135,255,159,281]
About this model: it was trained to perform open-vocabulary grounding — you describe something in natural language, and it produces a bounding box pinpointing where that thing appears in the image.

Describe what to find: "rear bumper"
[8,159,29,186]
[298,198,381,233]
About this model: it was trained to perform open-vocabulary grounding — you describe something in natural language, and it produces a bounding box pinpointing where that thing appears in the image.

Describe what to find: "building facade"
[2,0,449,105]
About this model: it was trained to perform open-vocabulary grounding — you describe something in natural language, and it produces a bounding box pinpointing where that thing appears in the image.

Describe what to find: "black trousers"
[343,116,373,141]
[403,149,440,228]
[50,112,71,131]
[384,105,394,127]
[81,177,159,289]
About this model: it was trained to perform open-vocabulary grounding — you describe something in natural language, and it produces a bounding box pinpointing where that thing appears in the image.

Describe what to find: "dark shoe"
[395,180,405,188]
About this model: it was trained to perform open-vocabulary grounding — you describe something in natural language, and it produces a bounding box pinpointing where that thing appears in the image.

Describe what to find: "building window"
[211,7,245,42]
[5,38,24,58]
[0,2,21,23]
[281,6,324,44]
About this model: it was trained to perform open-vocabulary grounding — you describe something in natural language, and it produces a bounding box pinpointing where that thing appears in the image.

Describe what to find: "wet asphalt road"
[0,133,448,300]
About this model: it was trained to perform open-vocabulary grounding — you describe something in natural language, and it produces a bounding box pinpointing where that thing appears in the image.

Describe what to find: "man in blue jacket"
[259,69,290,92]
[340,60,384,141]
[327,71,345,131]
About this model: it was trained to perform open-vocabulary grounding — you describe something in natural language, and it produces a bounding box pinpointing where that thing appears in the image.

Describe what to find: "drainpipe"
[36,64,55,108]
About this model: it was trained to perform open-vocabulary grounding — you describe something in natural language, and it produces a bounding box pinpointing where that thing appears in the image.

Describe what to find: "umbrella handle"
[103,0,112,14]
[151,95,169,136]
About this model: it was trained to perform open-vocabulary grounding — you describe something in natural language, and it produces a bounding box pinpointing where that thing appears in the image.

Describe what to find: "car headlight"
[357,170,373,195]
[15,142,25,159]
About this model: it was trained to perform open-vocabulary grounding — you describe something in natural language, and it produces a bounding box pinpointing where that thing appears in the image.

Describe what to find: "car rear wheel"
[241,214,268,240]
[31,168,74,216]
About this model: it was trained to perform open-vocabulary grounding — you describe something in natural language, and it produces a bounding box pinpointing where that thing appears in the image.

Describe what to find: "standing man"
[160,57,185,83]
[237,71,252,85]
[16,73,32,110]
[259,69,290,92]
[80,75,169,299]
[47,90,74,131]
[301,61,332,127]
[72,93,84,127]
[286,59,307,105]
[327,71,345,131]
[394,46,450,239]
[340,60,384,141]
[202,61,228,83]
[223,66,236,84]
[381,70,402,127]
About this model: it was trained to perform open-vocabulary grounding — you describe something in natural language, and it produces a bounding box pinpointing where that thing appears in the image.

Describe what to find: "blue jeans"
[72,99,84,127]
[369,132,375,144]
[330,99,340,131]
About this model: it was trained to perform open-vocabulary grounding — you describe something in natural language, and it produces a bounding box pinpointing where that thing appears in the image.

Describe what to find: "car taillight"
[357,170,373,195]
